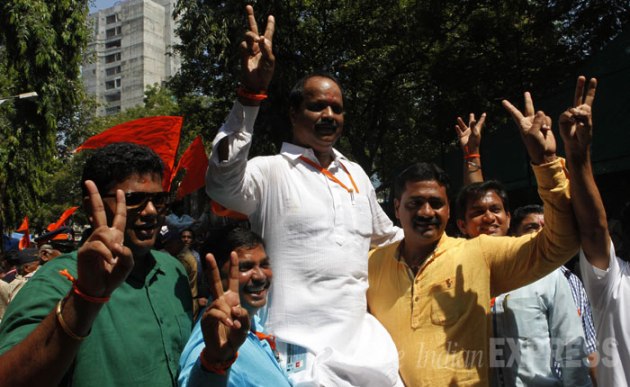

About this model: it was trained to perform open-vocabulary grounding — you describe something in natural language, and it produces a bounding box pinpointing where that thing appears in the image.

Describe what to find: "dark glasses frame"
[101,191,171,213]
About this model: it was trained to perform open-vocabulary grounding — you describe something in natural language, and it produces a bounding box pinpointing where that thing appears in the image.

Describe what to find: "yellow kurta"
[367,158,579,386]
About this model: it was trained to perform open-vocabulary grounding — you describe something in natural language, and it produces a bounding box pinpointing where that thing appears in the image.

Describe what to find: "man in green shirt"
[0,142,193,386]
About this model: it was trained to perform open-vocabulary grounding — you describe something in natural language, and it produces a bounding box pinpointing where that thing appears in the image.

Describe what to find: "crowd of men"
[0,5,628,387]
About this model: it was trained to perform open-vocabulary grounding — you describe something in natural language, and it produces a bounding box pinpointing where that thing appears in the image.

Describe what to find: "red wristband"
[59,269,110,304]
[464,153,480,160]
[237,86,268,101]
[200,348,239,375]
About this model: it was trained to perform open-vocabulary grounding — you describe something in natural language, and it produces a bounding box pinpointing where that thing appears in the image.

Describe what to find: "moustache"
[244,279,271,293]
[315,118,338,130]
[413,217,441,227]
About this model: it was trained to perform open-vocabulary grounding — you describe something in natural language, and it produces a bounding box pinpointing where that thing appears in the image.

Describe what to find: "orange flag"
[17,216,30,250]
[47,206,79,232]
[75,116,183,190]
[211,201,248,221]
[171,136,209,199]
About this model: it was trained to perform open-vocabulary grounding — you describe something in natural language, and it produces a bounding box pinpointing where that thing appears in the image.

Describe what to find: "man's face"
[514,213,545,236]
[290,76,344,155]
[457,190,510,238]
[181,231,193,248]
[100,172,165,257]
[395,180,450,247]
[221,244,272,316]
[21,261,39,275]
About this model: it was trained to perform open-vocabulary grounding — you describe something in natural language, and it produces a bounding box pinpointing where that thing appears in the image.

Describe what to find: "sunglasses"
[102,191,170,213]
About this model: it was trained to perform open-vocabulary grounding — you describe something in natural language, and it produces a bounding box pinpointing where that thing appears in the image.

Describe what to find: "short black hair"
[289,71,344,111]
[80,142,164,196]
[455,180,510,221]
[393,162,450,201]
[200,226,265,272]
[510,204,544,234]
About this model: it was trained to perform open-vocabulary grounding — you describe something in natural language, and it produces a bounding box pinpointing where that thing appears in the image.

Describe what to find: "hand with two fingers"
[240,5,275,94]
[455,112,486,156]
[200,252,250,367]
[502,92,557,165]
[559,76,597,157]
[76,180,135,299]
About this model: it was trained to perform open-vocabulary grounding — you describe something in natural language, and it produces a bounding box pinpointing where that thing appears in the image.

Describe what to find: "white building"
[83,0,179,115]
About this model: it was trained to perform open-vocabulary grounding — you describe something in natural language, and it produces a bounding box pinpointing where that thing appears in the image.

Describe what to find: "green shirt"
[0,250,193,386]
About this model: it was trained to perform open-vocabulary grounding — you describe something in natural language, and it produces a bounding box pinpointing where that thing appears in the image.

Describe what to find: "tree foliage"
[172,0,629,186]
[0,0,91,233]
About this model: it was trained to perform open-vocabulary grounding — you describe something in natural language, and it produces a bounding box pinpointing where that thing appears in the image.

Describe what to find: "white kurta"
[580,243,630,387]
[206,102,403,386]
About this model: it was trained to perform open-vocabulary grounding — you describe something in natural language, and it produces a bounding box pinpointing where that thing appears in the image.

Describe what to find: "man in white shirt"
[205,6,402,386]
[560,75,629,386]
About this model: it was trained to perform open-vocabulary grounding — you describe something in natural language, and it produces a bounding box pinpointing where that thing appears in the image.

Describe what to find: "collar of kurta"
[280,142,348,167]
[396,233,451,274]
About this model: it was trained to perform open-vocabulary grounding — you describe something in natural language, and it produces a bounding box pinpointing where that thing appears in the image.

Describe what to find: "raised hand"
[200,252,250,364]
[240,5,275,92]
[455,112,486,155]
[502,92,556,165]
[559,76,597,156]
[76,180,134,298]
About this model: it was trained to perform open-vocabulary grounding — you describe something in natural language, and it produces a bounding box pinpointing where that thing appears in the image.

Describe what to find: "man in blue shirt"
[178,226,291,387]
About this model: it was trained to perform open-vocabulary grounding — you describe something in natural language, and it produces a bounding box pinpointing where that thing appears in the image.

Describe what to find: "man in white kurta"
[579,244,630,386]
[204,7,402,385]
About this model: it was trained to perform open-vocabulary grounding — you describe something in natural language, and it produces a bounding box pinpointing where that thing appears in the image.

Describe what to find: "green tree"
[0,0,91,235]
[172,0,629,187]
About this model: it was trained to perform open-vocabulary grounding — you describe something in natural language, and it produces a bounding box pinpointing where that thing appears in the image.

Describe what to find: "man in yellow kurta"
[368,93,580,386]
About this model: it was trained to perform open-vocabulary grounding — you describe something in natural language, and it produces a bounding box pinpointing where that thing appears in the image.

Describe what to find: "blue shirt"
[492,269,591,387]
[178,313,292,387]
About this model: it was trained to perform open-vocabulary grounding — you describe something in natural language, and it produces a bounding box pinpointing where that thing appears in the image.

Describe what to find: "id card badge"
[276,341,308,375]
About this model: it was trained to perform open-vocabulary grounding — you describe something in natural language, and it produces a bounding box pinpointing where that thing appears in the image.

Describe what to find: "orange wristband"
[59,269,110,304]
[237,86,268,101]
[200,348,238,375]
[464,153,480,160]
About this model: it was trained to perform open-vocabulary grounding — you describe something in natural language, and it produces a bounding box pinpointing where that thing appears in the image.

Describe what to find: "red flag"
[75,116,183,190]
[47,206,79,232]
[16,216,29,233]
[17,216,30,250]
[172,136,209,199]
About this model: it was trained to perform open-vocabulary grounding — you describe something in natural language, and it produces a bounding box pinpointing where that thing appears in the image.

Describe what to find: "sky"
[90,0,121,12]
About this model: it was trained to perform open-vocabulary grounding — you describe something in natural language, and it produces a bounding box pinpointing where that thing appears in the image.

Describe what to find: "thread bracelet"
[59,269,110,304]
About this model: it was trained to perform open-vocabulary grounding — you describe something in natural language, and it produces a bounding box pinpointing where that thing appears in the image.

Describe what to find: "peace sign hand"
[559,76,597,157]
[502,92,557,165]
[200,252,250,364]
[455,112,486,155]
[240,5,275,93]
[76,180,134,298]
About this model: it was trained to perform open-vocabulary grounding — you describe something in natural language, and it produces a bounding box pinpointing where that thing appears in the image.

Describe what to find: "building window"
[105,66,122,76]
[105,52,121,63]
[105,106,121,115]
[106,14,119,24]
[105,78,121,90]
[106,93,121,102]
[105,39,121,49]
[105,26,122,39]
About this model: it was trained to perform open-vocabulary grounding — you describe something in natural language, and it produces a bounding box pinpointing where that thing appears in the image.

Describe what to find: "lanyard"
[298,156,360,201]
[254,331,277,351]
